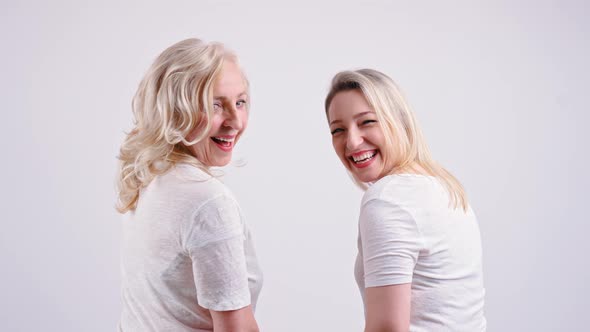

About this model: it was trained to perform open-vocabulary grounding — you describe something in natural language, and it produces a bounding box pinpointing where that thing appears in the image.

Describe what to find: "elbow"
[215,325,259,332]
[365,322,408,332]
[226,323,259,332]
[366,327,407,332]
[241,321,260,332]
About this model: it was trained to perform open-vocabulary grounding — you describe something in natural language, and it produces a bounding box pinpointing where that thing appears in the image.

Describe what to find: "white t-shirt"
[355,174,486,331]
[119,164,263,332]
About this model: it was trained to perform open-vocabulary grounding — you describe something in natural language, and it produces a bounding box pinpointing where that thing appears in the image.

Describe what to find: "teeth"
[214,137,234,142]
[352,151,376,163]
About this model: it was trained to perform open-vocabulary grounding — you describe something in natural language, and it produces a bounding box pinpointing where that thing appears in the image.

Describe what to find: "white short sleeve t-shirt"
[355,174,486,331]
[119,164,263,332]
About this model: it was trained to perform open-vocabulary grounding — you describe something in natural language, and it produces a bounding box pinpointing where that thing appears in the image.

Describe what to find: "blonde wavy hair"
[325,69,468,211]
[116,38,241,213]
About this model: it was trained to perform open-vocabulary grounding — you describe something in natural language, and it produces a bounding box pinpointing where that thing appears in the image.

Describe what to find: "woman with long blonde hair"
[116,38,262,332]
[325,69,486,331]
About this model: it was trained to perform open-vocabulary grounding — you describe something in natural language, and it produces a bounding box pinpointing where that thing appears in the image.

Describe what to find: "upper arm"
[364,284,411,332]
[360,198,422,287]
[360,198,421,331]
[185,195,252,311]
[210,305,259,332]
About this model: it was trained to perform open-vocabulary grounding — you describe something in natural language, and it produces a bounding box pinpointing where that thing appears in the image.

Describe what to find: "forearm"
[211,305,259,332]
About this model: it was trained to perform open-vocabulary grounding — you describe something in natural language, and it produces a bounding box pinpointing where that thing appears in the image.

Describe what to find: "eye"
[330,128,344,135]
[361,119,377,125]
[236,99,247,108]
[213,102,223,111]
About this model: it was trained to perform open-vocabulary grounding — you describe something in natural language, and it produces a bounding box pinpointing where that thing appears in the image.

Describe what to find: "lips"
[348,149,378,169]
[211,135,235,152]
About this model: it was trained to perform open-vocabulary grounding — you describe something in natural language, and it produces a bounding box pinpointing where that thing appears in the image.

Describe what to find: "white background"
[2,0,588,331]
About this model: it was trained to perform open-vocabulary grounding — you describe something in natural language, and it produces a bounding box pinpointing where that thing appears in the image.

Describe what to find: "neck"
[390,162,429,176]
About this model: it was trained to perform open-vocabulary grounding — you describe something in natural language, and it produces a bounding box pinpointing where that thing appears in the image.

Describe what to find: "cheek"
[207,114,225,134]
[332,138,344,156]
[369,128,386,147]
[240,112,249,130]
[187,122,207,142]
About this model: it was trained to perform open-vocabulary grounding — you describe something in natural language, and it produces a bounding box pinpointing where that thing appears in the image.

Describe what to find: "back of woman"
[356,174,485,331]
[120,166,262,331]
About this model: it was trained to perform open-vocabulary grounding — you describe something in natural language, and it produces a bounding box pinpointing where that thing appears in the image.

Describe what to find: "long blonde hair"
[325,69,468,211]
[116,38,238,213]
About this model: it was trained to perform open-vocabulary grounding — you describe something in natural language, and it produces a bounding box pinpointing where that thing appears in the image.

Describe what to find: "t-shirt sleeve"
[184,194,251,311]
[360,198,422,288]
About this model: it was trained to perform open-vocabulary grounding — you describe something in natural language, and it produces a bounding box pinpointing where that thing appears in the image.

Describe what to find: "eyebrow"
[329,111,375,125]
[213,92,248,100]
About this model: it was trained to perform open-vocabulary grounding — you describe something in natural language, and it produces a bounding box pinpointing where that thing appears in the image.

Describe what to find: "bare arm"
[364,283,411,332]
[210,305,259,332]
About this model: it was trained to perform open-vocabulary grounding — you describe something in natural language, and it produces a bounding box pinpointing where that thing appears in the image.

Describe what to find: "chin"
[356,174,378,183]
[352,166,385,183]
[213,157,232,167]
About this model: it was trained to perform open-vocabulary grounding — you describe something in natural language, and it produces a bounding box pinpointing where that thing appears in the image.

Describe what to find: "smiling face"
[327,89,387,183]
[187,60,249,167]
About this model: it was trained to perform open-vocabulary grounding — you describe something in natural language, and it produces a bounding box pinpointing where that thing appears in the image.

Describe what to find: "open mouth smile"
[211,136,235,152]
[348,150,378,168]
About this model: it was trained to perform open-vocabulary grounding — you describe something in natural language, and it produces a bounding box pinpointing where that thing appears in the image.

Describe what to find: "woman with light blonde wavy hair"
[116,38,262,332]
[325,69,486,331]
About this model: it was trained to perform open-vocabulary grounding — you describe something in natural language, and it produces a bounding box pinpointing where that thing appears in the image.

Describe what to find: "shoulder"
[170,167,244,247]
[360,177,417,231]
[358,184,423,258]
[362,174,444,209]
[158,164,235,201]
[138,163,238,220]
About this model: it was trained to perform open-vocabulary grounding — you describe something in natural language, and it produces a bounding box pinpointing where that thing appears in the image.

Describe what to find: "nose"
[345,127,363,151]
[222,105,243,131]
